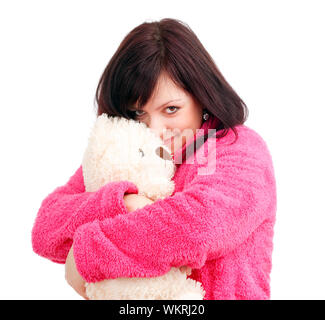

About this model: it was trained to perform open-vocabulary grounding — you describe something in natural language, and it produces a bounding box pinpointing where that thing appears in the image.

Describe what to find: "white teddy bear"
[81,114,205,300]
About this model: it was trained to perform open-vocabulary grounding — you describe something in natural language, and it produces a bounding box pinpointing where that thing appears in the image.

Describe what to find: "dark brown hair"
[94,18,248,147]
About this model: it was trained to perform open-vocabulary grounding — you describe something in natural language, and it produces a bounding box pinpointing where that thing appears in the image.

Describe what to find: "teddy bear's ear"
[155,146,172,161]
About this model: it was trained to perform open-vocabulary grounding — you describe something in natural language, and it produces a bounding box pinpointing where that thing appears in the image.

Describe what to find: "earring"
[203,111,209,121]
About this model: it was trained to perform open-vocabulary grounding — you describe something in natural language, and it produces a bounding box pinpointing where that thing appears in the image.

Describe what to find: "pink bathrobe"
[32,116,277,300]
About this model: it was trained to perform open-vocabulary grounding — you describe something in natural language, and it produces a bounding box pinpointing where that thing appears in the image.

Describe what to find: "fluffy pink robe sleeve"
[31,168,138,263]
[32,120,277,300]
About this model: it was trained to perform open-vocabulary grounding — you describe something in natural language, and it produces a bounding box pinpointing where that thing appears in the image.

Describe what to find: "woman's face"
[130,72,204,154]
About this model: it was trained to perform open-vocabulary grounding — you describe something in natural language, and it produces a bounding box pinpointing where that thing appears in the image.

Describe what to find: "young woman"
[32,18,277,300]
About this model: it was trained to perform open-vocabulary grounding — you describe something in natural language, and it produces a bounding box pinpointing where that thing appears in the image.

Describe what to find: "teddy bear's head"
[82,114,176,201]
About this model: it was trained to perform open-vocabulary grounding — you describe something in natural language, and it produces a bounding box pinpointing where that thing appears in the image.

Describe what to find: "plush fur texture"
[32,115,277,300]
[82,115,175,200]
[82,114,205,300]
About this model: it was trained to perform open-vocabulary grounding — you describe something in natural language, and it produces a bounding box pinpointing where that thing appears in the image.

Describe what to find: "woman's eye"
[166,106,179,114]
[133,106,179,117]
[134,110,145,117]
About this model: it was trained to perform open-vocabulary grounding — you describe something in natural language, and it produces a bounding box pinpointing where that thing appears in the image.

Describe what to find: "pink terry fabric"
[32,117,277,300]
[31,177,138,263]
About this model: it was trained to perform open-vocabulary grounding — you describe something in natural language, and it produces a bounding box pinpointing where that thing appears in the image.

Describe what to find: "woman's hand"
[123,194,154,212]
[65,245,88,300]
[65,195,153,299]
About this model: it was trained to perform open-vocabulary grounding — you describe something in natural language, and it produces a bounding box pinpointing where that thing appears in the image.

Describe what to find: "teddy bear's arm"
[32,165,138,264]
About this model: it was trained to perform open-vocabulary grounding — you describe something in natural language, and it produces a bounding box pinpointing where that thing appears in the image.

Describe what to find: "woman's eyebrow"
[155,99,182,110]
[130,99,182,111]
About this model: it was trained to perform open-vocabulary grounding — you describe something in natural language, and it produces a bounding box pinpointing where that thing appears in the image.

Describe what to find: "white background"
[0,0,324,300]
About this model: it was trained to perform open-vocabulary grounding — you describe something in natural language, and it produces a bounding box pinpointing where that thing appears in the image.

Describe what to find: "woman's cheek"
[173,136,184,153]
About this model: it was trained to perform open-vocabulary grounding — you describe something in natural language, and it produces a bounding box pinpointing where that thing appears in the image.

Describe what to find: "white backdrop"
[1,0,324,300]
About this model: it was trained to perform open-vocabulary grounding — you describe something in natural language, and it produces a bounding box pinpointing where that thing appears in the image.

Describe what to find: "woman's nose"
[147,119,167,139]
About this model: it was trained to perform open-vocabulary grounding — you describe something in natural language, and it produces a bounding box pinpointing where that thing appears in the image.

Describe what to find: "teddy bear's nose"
[155,146,172,161]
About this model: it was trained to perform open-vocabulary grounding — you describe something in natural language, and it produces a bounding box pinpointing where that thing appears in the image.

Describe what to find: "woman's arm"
[31,165,138,263]
[72,131,277,283]
[64,193,155,299]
